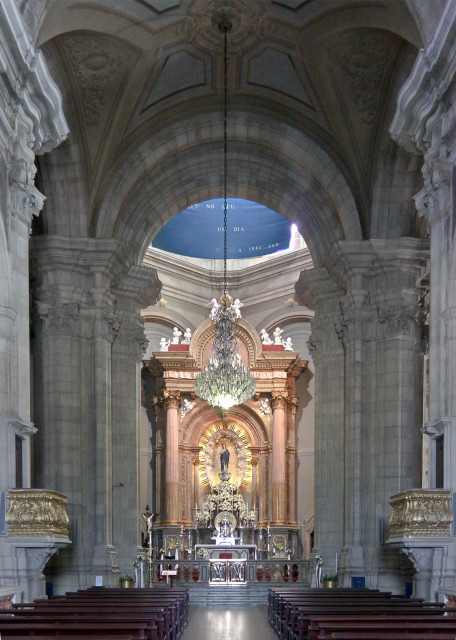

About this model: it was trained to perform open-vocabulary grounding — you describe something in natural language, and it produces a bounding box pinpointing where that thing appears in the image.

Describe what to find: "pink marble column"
[193,458,200,509]
[164,391,180,523]
[272,393,287,523]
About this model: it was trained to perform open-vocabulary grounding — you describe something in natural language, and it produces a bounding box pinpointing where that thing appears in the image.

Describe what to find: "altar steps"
[178,583,278,606]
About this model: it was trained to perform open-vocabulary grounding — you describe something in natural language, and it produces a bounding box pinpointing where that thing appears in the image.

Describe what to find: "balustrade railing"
[388,488,453,539]
[148,558,310,585]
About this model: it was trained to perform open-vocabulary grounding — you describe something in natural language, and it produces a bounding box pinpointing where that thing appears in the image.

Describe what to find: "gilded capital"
[163,390,181,409]
[271,392,288,410]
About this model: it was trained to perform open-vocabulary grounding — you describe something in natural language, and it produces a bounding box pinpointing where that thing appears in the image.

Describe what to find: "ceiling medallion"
[178,0,270,51]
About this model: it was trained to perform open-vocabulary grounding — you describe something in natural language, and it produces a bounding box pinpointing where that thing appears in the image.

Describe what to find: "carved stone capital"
[101,307,120,343]
[36,301,80,337]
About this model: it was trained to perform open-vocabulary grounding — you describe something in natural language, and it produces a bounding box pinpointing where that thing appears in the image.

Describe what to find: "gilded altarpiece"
[144,317,307,556]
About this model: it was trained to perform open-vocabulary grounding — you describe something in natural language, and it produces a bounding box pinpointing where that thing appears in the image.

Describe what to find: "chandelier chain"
[223,27,228,299]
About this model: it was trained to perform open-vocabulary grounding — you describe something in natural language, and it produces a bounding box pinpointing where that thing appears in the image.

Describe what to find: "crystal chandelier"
[194,20,255,410]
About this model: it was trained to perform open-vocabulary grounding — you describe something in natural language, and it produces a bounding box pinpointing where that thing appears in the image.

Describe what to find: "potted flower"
[119,574,134,588]
[323,574,338,588]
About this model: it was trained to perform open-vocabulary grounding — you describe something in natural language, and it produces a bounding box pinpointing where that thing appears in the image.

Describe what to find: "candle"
[335,552,338,574]
[140,561,144,588]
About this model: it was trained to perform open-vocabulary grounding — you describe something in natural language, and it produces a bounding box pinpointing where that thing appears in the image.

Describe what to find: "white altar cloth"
[195,543,257,560]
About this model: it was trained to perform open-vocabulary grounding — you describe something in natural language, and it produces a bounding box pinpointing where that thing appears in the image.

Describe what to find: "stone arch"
[190,317,262,369]
[95,110,362,268]
[181,401,269,452]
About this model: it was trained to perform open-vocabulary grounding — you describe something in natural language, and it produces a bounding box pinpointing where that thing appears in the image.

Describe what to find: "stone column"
[295,267,345,573]
[328,239,427,588]
[271,393,287,524]
[286,392,299,526]
[163,391,181,524]
[110,267,160,569]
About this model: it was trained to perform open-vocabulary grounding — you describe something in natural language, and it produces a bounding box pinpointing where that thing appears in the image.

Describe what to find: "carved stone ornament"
[6,489,70,539]
[332,30,395,126]
[63,34,127,126]
[258,398,271,415]
[177,0,275,51]
[414,159,452,224]
[388,489,452,538]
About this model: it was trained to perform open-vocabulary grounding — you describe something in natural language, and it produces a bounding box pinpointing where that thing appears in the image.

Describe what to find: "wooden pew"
[3,587,188,640]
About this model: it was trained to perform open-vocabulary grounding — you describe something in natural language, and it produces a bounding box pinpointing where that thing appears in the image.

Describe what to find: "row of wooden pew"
[268,587,456,640]
[0,586,189,639]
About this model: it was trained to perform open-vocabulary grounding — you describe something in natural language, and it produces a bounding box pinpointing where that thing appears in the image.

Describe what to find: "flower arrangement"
[323,574,338,582]
[314,554,323,565]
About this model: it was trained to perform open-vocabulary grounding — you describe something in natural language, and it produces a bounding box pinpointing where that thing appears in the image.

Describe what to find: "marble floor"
[183,606,278,639]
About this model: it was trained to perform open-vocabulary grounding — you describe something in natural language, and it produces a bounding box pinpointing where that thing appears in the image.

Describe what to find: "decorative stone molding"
[6,489,70,539]
[388,489,452,539]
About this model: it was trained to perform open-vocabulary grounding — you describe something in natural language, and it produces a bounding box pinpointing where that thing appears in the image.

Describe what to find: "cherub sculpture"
[182,328,192,345]
[209,298,220,320]
[231,298,244,318]
[171,327,182,344]
[273,327,284,345]
[260,328,273,345]
[159,337,170,351]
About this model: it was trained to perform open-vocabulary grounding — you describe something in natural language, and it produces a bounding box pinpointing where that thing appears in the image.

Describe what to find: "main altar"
[143,311,308,583]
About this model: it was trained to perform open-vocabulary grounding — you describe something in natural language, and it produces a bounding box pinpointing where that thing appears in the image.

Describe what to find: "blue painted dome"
[152,198,294,259]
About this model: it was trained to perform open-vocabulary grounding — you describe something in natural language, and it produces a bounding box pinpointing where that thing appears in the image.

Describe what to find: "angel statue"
[171,327,182,344]
[283,337,293,351]
[159,337,170,351]
[182,328,192,344]
[273,326,284,345]
[209,298,220,320]
[232,298,244,318]
[260,328,273,345]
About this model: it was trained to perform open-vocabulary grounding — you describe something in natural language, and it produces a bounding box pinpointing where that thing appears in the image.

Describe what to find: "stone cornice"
[0,0,68,155]
[390,1,456,155]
